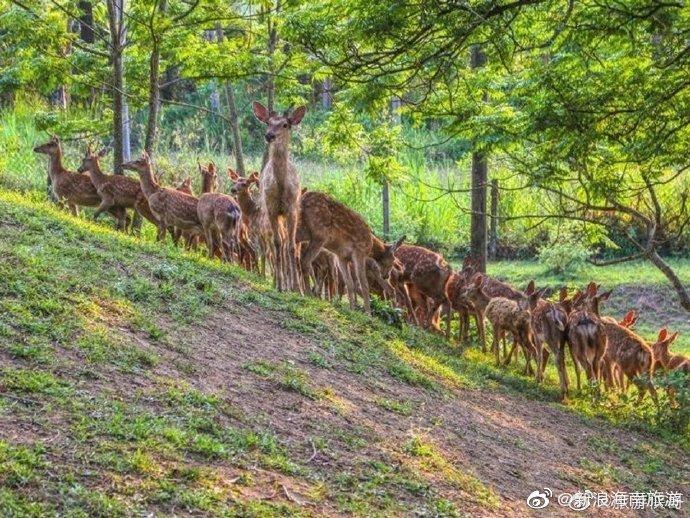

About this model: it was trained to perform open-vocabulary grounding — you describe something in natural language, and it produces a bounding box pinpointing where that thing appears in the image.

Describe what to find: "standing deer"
[296,190,374,312]
[229,170,272,275]
[485,282,541,375]
[33,136,126,224]
[122,152,203,244]
[601,317,658,404]
[252,101,305,293]
[77,145,153,231]
[531,286,571,397]
[567,282,610,387]
[196,162,242,262]
[395,244,453,338]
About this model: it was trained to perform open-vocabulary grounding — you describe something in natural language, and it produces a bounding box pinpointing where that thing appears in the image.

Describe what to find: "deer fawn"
[33,136,126,224]
[196,162,242,262]
[394,244,453,338]
[652,328,687,373]
[229,170,273,275]
[77,145,151,232]
[531,286,571,397]
[296,190,374,312]
[567,282,610,387]
[122,152,203,244]
[252,102,305,293]
[600,315,658,404]
[485,281,541,376]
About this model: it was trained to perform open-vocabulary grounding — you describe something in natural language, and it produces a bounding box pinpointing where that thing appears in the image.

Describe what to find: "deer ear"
[97,147,109,158]
[288,105,307,125]
[669,332,679,344]
[586,282,597,297]
[227,168,239,181]
[208,162,216,173]
[249,172,259,182]
[658,328,668,341]
[252,101,270,124]
[526,280,535,295]
[393,235,406,250]
[559,286,568,302]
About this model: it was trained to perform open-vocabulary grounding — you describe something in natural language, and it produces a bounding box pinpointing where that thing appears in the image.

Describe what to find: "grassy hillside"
[1,190,689,516]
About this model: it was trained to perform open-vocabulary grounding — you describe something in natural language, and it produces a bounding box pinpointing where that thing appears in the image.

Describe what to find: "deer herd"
[33,102,689,403]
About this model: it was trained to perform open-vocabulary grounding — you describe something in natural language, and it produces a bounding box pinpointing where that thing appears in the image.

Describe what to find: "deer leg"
[156,222,167,242]
[204,227,215,260]
[300,239,326,296]
[68,203,79,217]
[285,211,302,294]
[492,326,501,366]
[352,254,371,314]
[568,344,582,391]
[338,259,357,310]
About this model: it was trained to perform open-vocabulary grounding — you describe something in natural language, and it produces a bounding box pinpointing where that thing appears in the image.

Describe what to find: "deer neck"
[653,343,671,368]
[88,160,107,187]
[268,141,291,178]
[237,190,259,216]
[138,166,159,198]
[201,175,215,194]
[370,236,386,260]
[48,150,65,181]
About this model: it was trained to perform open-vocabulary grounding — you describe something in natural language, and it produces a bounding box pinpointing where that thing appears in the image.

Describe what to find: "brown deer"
[122,152,203,244]
[394,244,453,338]
[196,162,242,262]
[652,328,687,373]
[33,136,126,224]
[229,170,273,275]
[567,282,610,387]
[453,273,492,351]
[77,145,154,232]
[531,286,571,397]
[484,284,540,373]
[445,258,479,345]
[252,101,305,293]
[601,317,658,404]
[296,190,373,312]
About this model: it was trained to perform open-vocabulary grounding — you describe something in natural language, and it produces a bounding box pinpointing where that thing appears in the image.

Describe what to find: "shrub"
[537,240,590,276]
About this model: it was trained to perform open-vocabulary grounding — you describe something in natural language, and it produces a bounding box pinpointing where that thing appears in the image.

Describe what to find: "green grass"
[488,259,690,288]
[0,188,687,514]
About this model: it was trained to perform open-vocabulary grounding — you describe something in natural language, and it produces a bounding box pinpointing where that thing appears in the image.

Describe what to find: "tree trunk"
[382,182,390,240]
[262,1,280,170]
[488,179,499,260]
[321,77,332,110]
[144,41,161,157]
[470,45,488,273]
[225,84,246,175]
[216,24,245,175]
[106,0,126,174]
[648,250,690,311]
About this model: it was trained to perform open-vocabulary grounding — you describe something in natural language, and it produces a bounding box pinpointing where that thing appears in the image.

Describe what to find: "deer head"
[377,235,406,279]
[33,135,61,155]
[198,161,218,193]
[122,151,152,175]
[652,327,679,366]
[77,145,109,173]
[229,169,259,196]
[252,101,307,145]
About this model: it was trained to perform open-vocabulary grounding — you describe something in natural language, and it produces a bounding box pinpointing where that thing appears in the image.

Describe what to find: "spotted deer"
[600,316,658,404]
[394,244,453,338]
[252,101,305,293]
[122,152,203,244]
[296,190,374,312]
[33,136,126,224]
[485,282,541,375]
[567,282,610,386]
[531,286,571,397]
[652,328,687,374]
[229,170,272,275]
[77,145,154,231]
[196,162,242,262]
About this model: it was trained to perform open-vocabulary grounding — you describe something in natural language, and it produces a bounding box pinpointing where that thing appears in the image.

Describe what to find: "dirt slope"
[1,192,688,516]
